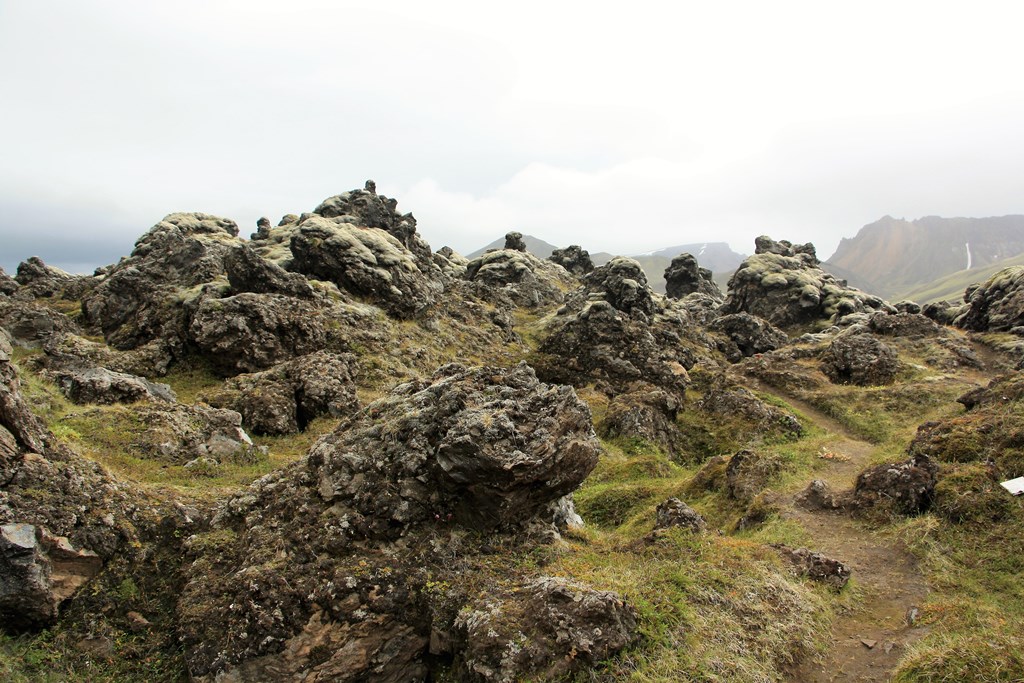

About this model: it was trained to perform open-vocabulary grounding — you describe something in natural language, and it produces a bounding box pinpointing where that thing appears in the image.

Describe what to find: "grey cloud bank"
[2,1,1022,274]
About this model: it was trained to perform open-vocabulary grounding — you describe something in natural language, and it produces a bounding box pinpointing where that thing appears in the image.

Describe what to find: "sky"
[2,1,1023,274]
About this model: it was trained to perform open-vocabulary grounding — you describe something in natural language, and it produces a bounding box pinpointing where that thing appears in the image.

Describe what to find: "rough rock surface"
[503,231,527,252]
[288,216,444,319]
[454,576,638,682]
[13,257,94,300]
[465,249,573,308]
[201,351,358,435]
[867,311,941,338]
[81,212,241,350]
[434,246,469,278]
[177,363,608,680]
[726,449,782,502]
[653,497,708,533]
[187,292,361,375]
[722,236,894,328]
[0,523,103,631]
[953,265,1024,332]
[820,333,902,386]
[33,333,175,378]
[697,374,803,440]
[313,180,434,263]
[598,385,686,461]
[0,268,17,296]
[535,258,708,397]
[224,244,314,298]
[851,454,937,515]
[710,312,788,358]
[54,366,177,405]
[548,245,594,276]
[664,253,723,300]
[0,299,80,345]
[774,546,851,590]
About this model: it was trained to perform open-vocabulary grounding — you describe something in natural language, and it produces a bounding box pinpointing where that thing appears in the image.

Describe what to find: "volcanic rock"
[710,312,788,358]
[722,236,894,328]
[653,498,708,533]
[465,249,573,309]
[224,244,314,298]
[820,332,902,386]
[503,231,527,252]
[726,449,782,502]
[664,253,723,300]
[953,265,1024,332]
[0,299,80,346]
[201,351,359,435]
[851,454,937,515]
[0,268,17,296]
[774,545,851,590]
[54,366,177,405]
[598,385,686,460]
[548,244,594,276]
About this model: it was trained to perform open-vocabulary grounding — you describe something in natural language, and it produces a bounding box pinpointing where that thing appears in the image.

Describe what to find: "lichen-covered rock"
[187,292,364,375]
[851,454,937,515]
[13,257,95,300]
[0,268,17,296]
[795,479,843,511]
[653,497,708,533]
[34,333,176,378]
[288,216,444,319]
[722,236,894,328]
[820,333,901,386]
[0,299,80,345]
[726,449,782,502]
[434,246,469,278]
[598,385,686,461]
[465,249,573,308]
[201,351,358,435]
[177,362,603,680]
[953,265,1024,332]
[81,212,241,350]
[548,244,594,276]
[534,258,712,397]
[313,180,434,263]
[697,374,803,440]
[503,231,527,252]
[224,244,314,298]
[664,253,723,300]
[454,576,638,682]
[710,312,788,358]
[53,366,177,405]
[774,545,851,590]
[867,311,941,338]
[0,523,103,631]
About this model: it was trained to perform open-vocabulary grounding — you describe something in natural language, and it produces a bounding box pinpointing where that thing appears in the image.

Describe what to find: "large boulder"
[850,454,937,515]
[187,292,363,375]
[288,216,444,319]
[81,212,242,350]
[201,351,359,435]
[549,244,594,276]
[177,362,608,680]
[598,385,687,460]
[0,268,17,296]
[465,249,574,308]
[664,253,723,300]
[53,366,176,405]
[653,498,708,533]
[0,523,103,632]
[13,257,95,300]
[454,576,638,681]
[224,244,314,298]
[722,236,894,328]
[953,265,1024,332]
[820,333,902,386]
[0,299,80,346]
[710,312,788,358]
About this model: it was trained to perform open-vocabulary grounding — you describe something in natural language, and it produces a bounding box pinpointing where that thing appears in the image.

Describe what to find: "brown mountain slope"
[828,215,1024,299]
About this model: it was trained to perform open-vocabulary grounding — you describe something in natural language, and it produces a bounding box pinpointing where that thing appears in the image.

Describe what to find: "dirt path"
[761,389,932,682]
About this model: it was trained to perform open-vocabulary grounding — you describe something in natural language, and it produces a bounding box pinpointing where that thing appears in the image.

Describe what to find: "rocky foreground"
[2,183,1023,681]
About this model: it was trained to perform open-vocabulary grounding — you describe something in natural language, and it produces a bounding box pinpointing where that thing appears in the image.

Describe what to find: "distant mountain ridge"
[466,236,745,293]
[827,215,1024,300]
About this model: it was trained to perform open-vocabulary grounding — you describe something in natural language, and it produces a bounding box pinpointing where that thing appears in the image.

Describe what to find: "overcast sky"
[2,1,1023,274]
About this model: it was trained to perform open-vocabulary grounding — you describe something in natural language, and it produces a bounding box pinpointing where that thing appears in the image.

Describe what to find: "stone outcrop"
[535,257,708,397]
[465,249,574,309]
[820,333,902,386]
[850,454,937,515]
[53,366,177,405]
[952,265,1024,333]
[0,299,80,346]
[653,497,708,533]
[0,268,17,296]
[201,351,359,435]
[548,245,594,276]
[177,363,616,680]
[13,257,94,300]
[774,545,851,591]
[503,231,527,252]
[81,212,242,350]
[664,253,723,300]
[722,236,894,328]
[224,244,314,299]
[598,385,687,461]
[0,523,103,631]
[454,576,638,682]
[710,312,788,358]
[288,216,444,319]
